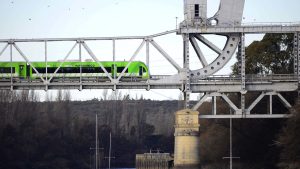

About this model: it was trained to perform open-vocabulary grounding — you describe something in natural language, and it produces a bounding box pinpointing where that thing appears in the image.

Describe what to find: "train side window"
[99,68,104,73]
[82,67,97,73]
[64,67,79,73]
[48,67,62,73]
[47,68,56,73]
[117,67,128,73]
[105,67,111,73]
[74,67,80,73]
[36,67,46,73]
[82,67,87,73]
[0,67,15,73]
[63,67,70,73]
[139,66,143,76]
[57,68,62,73]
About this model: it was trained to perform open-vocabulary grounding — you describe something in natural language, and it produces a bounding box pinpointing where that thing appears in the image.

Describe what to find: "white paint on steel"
[194,34,223,55]
[189,34,240,79]
[189,36,208,67]
[47,42,78,82]
[81,42,114,82]
[150,39,182,72]
[117,40,145,81]
[13,43,46,83]
[211,0,245,26]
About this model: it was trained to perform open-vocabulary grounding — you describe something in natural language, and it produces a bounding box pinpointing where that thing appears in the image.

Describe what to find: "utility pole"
[229,115,233,169]
[91,114,104,169]
[108,132,112,169]
[223,109,240,169]
[176,17,178,29]
[96,113,98,169]
[105,132,115,169]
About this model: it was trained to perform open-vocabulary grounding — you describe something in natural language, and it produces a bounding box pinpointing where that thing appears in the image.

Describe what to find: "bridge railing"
[193,74,298,83]
[0,74,297,84]
[245,74,298,82]
[241,22,300,27]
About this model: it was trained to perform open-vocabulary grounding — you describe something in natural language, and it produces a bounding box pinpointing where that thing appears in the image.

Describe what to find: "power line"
[150,90,175,100]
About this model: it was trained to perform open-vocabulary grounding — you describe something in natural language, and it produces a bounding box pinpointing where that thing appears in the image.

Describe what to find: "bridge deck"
[0,74,297,92]
[179,23,300,34]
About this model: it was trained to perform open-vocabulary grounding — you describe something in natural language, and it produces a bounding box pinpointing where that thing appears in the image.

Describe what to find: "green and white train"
[0,61,150,80]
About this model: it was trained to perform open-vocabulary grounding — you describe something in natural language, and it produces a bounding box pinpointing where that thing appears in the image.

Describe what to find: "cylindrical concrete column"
[174,109,200,169]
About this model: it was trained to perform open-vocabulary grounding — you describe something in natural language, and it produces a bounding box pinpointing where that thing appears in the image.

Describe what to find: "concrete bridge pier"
[174,109,201,169]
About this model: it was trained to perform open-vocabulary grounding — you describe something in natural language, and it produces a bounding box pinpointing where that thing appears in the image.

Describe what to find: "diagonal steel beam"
[246,92,265,114]
[190,36,208,67]
[82,41,114,82]
[0,43,9,57]
[194,34,223,55]
[117,40,145,81]
[150,39,182,72]
[148,29,177,38]
[221,94,240,113]
[47,42,78,83]
[13,43,46,83]
[192,93,209,111]
[277,93,292,109]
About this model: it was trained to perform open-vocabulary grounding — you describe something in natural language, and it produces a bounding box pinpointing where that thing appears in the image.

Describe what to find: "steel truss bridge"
[1,1,300,119]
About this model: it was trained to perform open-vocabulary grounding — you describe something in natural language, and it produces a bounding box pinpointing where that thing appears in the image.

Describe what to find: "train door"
[19,64,25,78]
[111,64,116,78]
[139,66,143,77]
[26,64,31,78]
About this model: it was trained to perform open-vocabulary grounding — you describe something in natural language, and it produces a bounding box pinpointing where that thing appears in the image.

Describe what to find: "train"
[0,61,150,80]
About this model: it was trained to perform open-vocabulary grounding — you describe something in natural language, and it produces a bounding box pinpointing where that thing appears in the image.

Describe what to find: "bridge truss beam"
[178,24,300,34]
[1,25,300,118]
[294,32,300,96]
[192,91,293,119]
[181,25,300,118]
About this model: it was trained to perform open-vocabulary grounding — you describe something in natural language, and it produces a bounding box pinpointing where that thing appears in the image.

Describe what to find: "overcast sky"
[0,0,299,101]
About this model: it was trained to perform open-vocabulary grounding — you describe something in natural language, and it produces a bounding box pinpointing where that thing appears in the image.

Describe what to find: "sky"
[0,0,300,101]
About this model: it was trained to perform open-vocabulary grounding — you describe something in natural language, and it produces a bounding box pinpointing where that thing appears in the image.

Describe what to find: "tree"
[110,89,122,100]
[232,33,294,75]
[56,90,63,101]
[45,92,53,102]
[102,89,108,100]
[122,94,131,100]
[29,90,39,102]
[63,90,71,101]
[278,105,300,169]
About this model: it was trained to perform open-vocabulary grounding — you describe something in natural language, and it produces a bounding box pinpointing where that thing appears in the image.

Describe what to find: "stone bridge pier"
[174,109,201,169]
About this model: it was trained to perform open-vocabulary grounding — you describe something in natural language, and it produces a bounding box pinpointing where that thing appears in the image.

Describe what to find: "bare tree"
[63,90,71,101]
[102,89,108,100]
[0,90,17,103]
[178,92,184,109]
[139,94,144,100]
[56,90,63,102]
[109,89,122,100]
[45,92,53,102]
[178,92,183,100]
[29,90,39,102]
[19,90,29,102]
